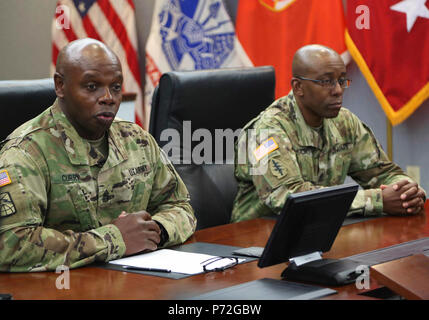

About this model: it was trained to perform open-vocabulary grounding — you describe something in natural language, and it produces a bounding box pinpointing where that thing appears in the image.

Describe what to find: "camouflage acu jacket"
[0,100,196,272]
[231,92,414,222]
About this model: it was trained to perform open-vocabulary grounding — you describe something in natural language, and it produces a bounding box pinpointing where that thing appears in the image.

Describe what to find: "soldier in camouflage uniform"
[232,45,426,222]
[0,39,196,272]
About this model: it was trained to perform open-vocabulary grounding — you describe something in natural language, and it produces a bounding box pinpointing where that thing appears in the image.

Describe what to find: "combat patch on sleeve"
[253,137,279,161]
[0,192,17,218]
[0,170,12,187]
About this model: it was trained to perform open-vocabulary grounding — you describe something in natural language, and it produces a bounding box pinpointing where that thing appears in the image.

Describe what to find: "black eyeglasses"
[294,76,352,89]
[201,256,239,272]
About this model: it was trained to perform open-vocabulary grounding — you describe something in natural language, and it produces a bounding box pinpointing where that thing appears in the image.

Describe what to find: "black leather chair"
[0,79,56,141]
[149,66,275,230]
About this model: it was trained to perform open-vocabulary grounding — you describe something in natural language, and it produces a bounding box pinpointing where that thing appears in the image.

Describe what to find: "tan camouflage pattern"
[0,100,196,272]
[231,92,417,222]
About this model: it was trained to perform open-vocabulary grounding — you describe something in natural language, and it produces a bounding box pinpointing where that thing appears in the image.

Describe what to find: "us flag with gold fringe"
[51,0,145,127]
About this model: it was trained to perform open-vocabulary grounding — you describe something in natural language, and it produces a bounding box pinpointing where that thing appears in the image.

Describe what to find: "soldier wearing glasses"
[232,44,425,222]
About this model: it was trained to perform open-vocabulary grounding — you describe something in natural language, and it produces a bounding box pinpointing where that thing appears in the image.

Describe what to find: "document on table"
[109,249,243,275]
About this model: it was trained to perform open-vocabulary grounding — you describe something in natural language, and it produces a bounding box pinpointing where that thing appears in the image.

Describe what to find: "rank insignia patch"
[0,192,16,217]
[0,170,12,187]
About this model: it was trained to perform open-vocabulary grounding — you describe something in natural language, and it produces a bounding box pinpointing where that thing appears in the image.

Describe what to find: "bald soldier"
[0,39,196,272]
[231,44,426,222]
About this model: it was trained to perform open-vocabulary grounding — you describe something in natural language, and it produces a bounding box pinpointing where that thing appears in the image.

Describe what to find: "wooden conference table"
[1,204,428,300]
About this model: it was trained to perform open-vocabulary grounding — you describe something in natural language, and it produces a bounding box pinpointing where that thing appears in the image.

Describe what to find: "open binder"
[99,242,257,279]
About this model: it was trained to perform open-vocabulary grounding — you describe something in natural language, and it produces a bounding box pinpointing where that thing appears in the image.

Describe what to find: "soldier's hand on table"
[381,179,425,215]
[112,210,161,256]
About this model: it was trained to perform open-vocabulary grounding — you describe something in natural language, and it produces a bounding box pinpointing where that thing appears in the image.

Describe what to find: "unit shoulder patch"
[269,158,287,179]
[0,192,17,218]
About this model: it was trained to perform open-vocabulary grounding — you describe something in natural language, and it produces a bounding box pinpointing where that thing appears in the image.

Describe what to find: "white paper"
[109,249,243,275]
[289,251,322,267]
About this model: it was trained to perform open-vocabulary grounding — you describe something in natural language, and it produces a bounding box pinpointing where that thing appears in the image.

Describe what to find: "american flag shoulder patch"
[0,170,12,187]
[253,137,279,161]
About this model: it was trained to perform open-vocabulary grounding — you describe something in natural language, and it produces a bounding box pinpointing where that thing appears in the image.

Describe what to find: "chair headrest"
[0,78,56,104]
[0,79,56,140]
[150,66,275,143]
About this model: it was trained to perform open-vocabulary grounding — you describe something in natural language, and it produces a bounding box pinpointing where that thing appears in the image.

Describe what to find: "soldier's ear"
[54,72,65,98]
[291,78,304,97]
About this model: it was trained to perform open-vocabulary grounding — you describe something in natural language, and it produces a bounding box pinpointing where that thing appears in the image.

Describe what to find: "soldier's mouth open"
[96,112,115,122]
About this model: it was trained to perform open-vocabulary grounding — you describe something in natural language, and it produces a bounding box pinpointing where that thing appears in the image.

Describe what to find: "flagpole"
[386,118,393,161]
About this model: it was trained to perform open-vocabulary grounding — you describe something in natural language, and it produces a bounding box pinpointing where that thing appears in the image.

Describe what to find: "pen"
[122,266,172,273]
